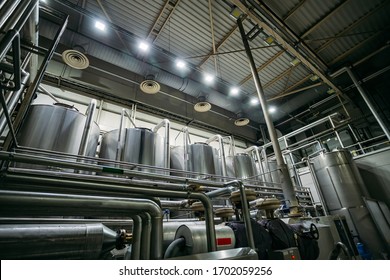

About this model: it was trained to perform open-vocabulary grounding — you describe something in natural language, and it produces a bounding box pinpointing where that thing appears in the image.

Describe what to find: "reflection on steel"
[168,247,258,260]
[0,223,118,259]
[0,189,163,259]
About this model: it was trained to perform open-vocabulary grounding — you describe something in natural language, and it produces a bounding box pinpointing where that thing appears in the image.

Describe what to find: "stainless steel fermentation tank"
[170,142,218,179]
[311,149,386,259]
[99,114,170,173]
[226,153,257,180]
[16,102,100,159]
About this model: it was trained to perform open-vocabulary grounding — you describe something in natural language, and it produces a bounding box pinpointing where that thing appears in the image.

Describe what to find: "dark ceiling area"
[35,0,390,143]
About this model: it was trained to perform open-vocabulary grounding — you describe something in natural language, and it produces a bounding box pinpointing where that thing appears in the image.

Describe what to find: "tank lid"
[193,142,208,145]
[53,103,79,111]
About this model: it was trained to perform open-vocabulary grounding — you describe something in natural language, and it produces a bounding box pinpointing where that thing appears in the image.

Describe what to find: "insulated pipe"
[225,180,255,250]
[0,190,163,259]
[78,99,97,156]
[206,134,227,178]
[205,186,235,199]
[160,200,187,209]
[222,136,236,156]
[1,172,216,252]
[116,108,126,161]
[153,119,170,169]
[130,215,142,260]
[237,18,298,212]
[244,146,266,182]
[25,1,39,82]
[0,0,33,34]
[139,212,151,260]
[0,223,118,259]
[164,237,186,259]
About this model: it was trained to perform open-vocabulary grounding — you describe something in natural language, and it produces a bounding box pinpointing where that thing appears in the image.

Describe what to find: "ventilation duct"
[194,96,211,112]
[140,74,161,94]
[234,112,249,126]
[61,45,89,70]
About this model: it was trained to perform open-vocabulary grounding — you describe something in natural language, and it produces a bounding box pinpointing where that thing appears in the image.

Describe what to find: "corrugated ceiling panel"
[262,0,300,19]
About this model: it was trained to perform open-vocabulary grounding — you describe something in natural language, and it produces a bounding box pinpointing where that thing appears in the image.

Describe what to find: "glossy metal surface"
[311,150,369,211]
[234,153,256,179]
[100,127,162,172]
[0,223,117,259]
[170,143,218,179]
[167,247,258,260]
[174,224,235,255]
[17,104,100,157]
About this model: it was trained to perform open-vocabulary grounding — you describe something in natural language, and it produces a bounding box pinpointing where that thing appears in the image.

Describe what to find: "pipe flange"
[229,189,257,204]
[215,207,235,218]
[255,197,281,210]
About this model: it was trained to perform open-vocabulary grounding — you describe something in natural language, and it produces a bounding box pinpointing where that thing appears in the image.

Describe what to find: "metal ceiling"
[34,0,390,142]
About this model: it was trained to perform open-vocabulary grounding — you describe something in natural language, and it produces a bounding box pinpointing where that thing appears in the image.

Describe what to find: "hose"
[164,237,186,259]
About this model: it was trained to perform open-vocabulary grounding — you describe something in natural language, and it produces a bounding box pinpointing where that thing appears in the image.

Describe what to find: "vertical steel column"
[237,18,298,211]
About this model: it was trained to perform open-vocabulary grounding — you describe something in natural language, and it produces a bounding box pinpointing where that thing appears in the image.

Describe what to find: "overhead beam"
[316,0,388,53]
[198,15,248,67]
[231,0,343,96]
[300,0,350,38]
[239,50,284,85]
[327,30,386,66]
[263,64,298,90]
[283,0,307,21]
[147,0,181,43]
[267,82,323,101]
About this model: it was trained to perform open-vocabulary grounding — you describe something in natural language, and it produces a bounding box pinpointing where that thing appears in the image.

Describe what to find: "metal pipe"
[237,18,298,211]
[130,215,142,260]
[0,0,22,31]
[0,223,118,259]
[3,14,68,150]
[37,85,61,103]
[0,72,29,136]
[25,1,39,82]
[2,172,216,252]
[206,134,228,178]
[244,146,266,182]
[160,200,187,209]
[139,212,151,260]
[0,190,163,259]
[153,119,170,169]
[0,29,21,90]
[0,0,33,33]
[78,99,97,156]
[205,186,236,198]
[124,109,137,128]
[0,88,18,145]
[226,180,255,250]
[116,108,126,161]
[344,67,390,141]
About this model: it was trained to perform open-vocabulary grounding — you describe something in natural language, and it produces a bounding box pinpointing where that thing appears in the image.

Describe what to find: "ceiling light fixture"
[230,87,240,96]
[310,74,319,81]
[268,106,276,113]
[327,88,336,94]
[176,59,186,69]
[264,35,275,45]
[139,41,150,52]
[229,6,242,19]
[95,21,106,31]
[290,58,301,66]
[204,73,215,84]
[250,97,259,105]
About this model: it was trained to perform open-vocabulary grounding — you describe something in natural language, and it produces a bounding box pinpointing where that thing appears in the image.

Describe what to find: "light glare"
[95,21,106,31]
[204,73,214,84]
[269,106,276,113]
[176,59,186,69]
[139,41,149,52]
[250,97,258,105]
[230,87,239,96]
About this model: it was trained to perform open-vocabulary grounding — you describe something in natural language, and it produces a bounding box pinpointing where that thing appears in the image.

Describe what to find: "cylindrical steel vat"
[260,160,281,184]
[311,149,385,259]
[16,103,100,158]
[100,127,166,173]
[234,153,257,179]
[170,143,218,179]
[311,150,369,211]
[0,223,118,259]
